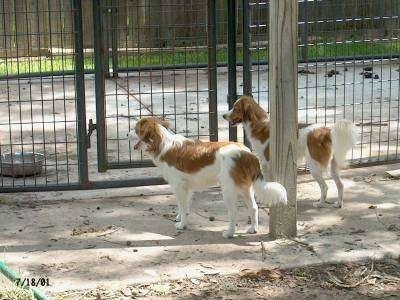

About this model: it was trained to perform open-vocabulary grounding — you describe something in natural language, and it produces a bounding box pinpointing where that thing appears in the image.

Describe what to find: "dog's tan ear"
[241,97,252,121]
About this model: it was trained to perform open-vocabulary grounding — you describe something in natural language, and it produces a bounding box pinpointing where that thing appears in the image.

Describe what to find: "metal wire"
[0,0,399,192]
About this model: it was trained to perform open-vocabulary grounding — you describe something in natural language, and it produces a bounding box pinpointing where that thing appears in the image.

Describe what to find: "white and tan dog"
[128,117,287,238]
[223,96,357,208]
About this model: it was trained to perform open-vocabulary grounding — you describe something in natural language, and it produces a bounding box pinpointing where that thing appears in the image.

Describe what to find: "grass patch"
[0,273,35,300]
[0,40,398,77]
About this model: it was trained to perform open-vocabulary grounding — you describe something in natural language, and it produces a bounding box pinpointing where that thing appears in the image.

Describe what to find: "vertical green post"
[227,0,237,141]
[111,1,119,78]
[300,0,309,62]
[242,0,252,148]
[208,0,218,141]
[93,0,107,172]
[73,0,89,184]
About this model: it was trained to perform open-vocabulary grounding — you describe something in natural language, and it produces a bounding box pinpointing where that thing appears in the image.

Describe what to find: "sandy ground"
[0,163,399,298]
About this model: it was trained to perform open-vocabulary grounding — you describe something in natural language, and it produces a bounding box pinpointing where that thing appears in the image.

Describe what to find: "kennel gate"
[0,0,399,192]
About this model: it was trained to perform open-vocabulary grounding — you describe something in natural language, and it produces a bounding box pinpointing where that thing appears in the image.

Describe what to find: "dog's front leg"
[175,193,193,222]
[174,186,190,230]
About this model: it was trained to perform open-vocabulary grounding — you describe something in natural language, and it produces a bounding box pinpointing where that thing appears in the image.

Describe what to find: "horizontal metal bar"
[107,160,155,169]
[0,177,166,193]
[2,155,398,194]
[0,70,94,80]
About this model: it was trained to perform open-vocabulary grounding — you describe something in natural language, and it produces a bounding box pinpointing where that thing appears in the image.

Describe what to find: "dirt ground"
[55,259,400,300]
[1,163,400,299]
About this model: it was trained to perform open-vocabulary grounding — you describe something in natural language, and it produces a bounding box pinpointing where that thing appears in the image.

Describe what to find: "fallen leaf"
[190,278,201,285]
[202,270,220,275]
[240,268,283,281]
[350,229,366,235]
[199,263,215,269]
[368,205,377,209]
[150,283,170,294]
[120,288,131,297]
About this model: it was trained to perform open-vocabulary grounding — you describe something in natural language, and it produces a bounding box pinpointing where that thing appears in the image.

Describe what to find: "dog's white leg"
[174,186,190,230]
[261,163,272,182]
[310,160,328,208]
[221,187,238,238]
[242,187,259,234]
[330,158,344,208]
[175,190,193,222]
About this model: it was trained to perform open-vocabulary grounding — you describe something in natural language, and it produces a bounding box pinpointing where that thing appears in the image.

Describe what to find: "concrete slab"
[0,163,399,296]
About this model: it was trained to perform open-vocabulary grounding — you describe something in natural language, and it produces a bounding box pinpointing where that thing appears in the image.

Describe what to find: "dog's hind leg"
[174,186,191,230]
[330,157,344,208]
[241,187,259,234]
[221,186,238,238]
[310,159,329,208]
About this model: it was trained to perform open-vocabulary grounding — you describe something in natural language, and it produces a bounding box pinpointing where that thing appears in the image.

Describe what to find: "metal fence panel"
[245,0,400,166]
[98,0,218,170]
[0,0,88,191]
[0,0,399,193]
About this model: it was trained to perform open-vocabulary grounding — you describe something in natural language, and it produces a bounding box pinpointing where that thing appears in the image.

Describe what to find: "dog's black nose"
[222,114,227,120]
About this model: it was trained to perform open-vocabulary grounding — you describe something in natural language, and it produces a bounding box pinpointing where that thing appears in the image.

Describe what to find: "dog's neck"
[154,126,187,159]
[243,118,270,145]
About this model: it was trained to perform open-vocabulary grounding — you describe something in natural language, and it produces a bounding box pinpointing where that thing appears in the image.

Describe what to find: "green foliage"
[0,40,398,77]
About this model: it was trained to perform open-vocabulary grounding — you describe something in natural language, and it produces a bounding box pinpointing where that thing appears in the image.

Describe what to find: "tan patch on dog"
[135,117,170,155]
[307,127,332,168]
[251,121,270,144]
[263,144,270,161]
[160,141,235,173]
[230,150,262,188]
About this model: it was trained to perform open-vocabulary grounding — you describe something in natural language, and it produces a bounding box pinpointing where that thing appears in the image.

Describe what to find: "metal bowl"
[0,152,45,177]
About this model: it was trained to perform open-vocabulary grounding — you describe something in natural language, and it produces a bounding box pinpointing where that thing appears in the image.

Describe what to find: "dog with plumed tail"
[128,116,287,238]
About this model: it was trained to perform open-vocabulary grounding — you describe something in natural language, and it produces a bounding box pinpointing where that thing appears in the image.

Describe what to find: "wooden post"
[269,0,298,239]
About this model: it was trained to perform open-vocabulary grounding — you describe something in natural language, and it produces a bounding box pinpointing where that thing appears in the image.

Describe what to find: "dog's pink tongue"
[133,141,142,150]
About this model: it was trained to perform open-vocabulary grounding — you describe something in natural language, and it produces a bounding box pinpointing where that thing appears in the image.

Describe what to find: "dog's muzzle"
[127,131,142,151]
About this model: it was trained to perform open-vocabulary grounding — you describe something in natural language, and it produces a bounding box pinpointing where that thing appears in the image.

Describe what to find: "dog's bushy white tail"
[254,176,288,207]
[331,120,358,167]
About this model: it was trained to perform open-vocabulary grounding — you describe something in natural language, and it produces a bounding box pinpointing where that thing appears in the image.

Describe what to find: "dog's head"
[222,96,269,126]
[127,117,170,154]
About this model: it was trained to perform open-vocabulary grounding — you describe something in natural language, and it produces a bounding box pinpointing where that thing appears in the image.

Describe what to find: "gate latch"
[87,119,97,149]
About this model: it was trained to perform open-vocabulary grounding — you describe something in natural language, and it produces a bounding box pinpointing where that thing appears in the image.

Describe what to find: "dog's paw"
[175,214,181,222]
[333,201,342,208]
[175,222,187,230]
[246,226,258,234]
[222,230,234,239]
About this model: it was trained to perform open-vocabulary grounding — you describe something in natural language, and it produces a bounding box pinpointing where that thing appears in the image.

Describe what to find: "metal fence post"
[227,0,238,141]
[93,0,107,172]
[111,2,119,78]
[269,0,298,239]
[300,0,309,62]
[103,0,111,78]
[242,0,252,148]
[208,0,218,141]
[73,0,89,184]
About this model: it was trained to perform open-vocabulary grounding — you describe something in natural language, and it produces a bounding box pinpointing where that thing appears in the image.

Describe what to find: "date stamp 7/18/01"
[16,277,50,287]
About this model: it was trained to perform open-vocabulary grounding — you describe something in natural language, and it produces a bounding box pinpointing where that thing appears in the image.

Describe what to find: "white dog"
[223,96,357,208]
[128,117,287,238]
